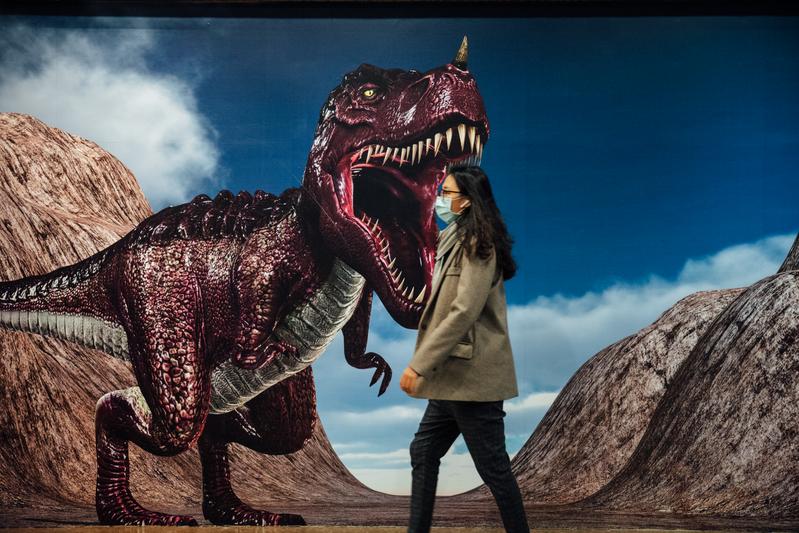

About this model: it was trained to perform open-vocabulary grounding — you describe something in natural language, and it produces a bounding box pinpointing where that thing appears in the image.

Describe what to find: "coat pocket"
[450,341,473,359]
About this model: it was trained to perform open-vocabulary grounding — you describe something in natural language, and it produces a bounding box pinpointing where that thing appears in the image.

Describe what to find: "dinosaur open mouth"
[333,118,486,315]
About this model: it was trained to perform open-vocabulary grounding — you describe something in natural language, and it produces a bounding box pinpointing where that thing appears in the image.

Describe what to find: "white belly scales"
[208,257,365,413]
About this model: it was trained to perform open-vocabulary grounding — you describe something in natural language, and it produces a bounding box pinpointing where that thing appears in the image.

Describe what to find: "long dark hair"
[447,165,517,281]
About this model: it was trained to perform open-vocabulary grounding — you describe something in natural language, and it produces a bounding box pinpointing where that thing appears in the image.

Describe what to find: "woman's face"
[442,174,471,214]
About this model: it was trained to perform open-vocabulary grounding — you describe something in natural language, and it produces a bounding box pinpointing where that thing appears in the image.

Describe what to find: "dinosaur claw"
[369,369,381,386]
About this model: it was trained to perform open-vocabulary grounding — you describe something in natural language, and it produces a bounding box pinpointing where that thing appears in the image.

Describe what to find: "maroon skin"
[0,42,489,526]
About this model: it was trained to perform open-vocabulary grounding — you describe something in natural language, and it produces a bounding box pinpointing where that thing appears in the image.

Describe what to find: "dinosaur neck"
[295,185,331,262]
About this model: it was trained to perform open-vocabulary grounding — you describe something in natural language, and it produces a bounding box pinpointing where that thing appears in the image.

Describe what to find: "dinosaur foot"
[204,496,306,526]
[97,491,197,526]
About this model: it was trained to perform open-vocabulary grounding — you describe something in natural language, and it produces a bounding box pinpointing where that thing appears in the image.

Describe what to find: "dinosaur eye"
[360,85,379,100]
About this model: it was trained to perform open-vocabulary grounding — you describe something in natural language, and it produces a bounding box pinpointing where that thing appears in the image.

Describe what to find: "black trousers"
[408,399,530,533]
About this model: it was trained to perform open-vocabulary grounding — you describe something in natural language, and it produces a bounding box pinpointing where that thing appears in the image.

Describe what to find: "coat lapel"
[420,237,463,321]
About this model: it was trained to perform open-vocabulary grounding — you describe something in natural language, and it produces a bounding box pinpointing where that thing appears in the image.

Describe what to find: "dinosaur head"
[302,37,489,329]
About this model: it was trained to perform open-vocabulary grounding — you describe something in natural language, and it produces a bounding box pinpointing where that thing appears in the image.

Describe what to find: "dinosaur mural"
[0,37,488,526]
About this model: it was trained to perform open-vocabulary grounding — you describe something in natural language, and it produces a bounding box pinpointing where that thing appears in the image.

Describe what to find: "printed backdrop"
[0,14,797,499]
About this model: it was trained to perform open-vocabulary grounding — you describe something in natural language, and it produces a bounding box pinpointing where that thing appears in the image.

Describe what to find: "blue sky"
[1,15,797,495]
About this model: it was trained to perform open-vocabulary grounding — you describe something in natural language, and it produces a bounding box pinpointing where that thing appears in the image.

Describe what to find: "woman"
[400,165,529,533]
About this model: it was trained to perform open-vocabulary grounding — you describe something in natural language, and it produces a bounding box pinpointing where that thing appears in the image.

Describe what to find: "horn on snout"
[452,35,468,69]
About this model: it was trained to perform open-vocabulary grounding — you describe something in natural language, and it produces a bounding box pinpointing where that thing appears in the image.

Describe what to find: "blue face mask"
[435,196,460,224]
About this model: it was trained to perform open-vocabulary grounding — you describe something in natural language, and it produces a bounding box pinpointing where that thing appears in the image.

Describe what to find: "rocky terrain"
[0,112,796,530]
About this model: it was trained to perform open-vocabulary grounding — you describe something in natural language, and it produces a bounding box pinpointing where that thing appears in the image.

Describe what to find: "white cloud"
[349,447,491,497]
[338,447,409,464]
[504,391,561,414]
[506,232,795,391]
[327,404,426,426]
[0,21,224,209]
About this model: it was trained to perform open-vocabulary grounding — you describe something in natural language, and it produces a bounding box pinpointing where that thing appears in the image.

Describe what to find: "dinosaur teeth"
[414,285,426,303]
[388,257,396,269]
[354,122,485,178]
[468,125,476,152]
[457,123,466,151]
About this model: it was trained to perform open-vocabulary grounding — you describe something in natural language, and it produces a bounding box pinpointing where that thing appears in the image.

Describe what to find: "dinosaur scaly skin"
[0,38,489,526]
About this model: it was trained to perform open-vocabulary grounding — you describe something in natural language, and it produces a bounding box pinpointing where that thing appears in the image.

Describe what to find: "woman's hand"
[400,366,421,395]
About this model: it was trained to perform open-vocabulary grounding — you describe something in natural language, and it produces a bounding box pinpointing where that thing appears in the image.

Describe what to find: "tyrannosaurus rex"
[0,37,489,526]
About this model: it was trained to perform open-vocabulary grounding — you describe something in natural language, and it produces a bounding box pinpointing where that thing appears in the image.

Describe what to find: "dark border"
[1,1,798,18]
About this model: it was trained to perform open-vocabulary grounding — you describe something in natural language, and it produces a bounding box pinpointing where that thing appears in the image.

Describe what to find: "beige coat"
[407,234,519,401]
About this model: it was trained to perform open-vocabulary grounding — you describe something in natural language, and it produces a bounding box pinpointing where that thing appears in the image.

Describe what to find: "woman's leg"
[408,399,460,533]
[453,400,530,533]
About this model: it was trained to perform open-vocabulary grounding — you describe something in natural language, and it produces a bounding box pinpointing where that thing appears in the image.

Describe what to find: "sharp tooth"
[411,144,417,166]
[417,140,424,163]
[406,286,415,301]
[382,240,389,251]
[398,277,405,292]
[468,125,476,152]
[388,257,396,269]
[414,285,426,303]
[392,147,400,163]
[478,143,483,160]
[366,145,373,164]
[426,137,432,155]
[383,147,392,165]
[457,123,466,151]
[476,135,481,156]
[400,147,407,166]
[372,218,379,232]
[434,133,443,156]
[445,128,452,150]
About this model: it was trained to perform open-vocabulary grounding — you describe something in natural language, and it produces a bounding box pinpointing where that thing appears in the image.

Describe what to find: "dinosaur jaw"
[328,119,486,328]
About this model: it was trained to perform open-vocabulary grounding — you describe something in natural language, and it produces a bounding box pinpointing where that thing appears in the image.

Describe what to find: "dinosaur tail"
[0,241,130,360]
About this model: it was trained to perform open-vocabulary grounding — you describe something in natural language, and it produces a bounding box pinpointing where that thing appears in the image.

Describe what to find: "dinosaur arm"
[342,286,392,396]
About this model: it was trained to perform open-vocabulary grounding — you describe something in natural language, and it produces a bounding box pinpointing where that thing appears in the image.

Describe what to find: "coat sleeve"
[408,243,497,377]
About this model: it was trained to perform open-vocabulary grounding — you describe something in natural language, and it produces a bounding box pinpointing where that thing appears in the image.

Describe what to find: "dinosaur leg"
[95,387,200,526]
[95,274,210,526]
[198,365,316,525]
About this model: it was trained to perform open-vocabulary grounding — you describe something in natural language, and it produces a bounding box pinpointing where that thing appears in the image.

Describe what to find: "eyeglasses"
[437,187,465,199]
